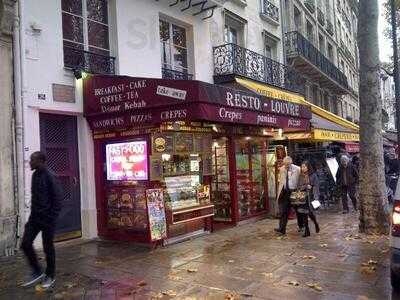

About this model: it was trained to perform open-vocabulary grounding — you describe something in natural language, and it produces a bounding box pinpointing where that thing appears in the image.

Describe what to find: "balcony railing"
[317,8,325,26]
[326,20,334,35]
[304,0,316,13]
[285,31,349,90]
[63,47,116,75]
[162,68,193,80]
[261,0,279,23]
[213,43,305,95]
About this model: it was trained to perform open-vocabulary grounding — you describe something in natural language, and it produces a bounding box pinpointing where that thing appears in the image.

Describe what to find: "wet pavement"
[0,209,397,299]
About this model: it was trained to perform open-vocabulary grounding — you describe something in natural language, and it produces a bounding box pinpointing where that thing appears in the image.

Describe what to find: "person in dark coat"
[296,161,320,237]
[336,155,359,214]
[21,152,62,290]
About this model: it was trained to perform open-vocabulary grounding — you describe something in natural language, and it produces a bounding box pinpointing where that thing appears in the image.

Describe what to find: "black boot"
[315,222,320,233]
[303,226,310,237]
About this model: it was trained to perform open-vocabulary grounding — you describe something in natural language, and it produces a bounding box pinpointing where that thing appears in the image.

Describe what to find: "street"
[0,209,395,300]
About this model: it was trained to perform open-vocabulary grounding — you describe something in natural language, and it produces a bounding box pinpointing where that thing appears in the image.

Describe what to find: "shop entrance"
[39,113,82,241]
[235,137,268,220]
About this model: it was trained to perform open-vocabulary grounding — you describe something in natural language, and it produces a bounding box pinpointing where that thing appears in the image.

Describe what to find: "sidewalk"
[0,210,394,299]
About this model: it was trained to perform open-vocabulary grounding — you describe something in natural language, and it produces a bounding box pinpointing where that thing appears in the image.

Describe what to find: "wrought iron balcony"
[63,47,116,75]
[213,43,305,95]
[285,31,349,93]
[260,0,279,24]
[162,68,193,80]
[304,0,316,13]
[326,20,334,35]
[317,8,325,26]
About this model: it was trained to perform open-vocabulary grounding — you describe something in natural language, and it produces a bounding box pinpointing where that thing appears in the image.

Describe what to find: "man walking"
[21,151,62,290]
[336,155,359,214]
[275,156,300,235]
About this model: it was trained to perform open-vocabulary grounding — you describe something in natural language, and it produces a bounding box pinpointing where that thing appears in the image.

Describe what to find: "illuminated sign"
[106,141,148,181]
[313,129,359,141]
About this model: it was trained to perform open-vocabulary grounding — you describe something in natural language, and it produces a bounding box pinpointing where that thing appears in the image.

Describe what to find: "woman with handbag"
[292,161,320,237]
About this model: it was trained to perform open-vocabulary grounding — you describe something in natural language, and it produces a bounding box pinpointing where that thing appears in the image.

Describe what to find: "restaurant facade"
[83,74,312,244]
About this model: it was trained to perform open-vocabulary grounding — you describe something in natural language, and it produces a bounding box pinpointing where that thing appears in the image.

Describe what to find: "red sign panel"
[83,75,312,131]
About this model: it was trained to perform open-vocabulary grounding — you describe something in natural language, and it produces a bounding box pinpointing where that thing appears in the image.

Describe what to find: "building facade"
[0,0,17,256]
[12,0,359,245]
[282,0,359,122]
[380,70,396,131]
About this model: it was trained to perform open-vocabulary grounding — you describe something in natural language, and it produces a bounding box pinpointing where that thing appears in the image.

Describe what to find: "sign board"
[313,129,359,142]
[106,141,148,181]
[146,189,167,241]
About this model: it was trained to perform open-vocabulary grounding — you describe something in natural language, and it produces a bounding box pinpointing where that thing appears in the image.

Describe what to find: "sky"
[378,0,393,63]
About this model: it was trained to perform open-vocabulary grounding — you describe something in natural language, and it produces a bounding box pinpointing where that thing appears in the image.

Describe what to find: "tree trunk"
[358,0,389,234]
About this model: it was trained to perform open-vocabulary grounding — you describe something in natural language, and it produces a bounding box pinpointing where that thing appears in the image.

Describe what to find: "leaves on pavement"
[306,282,323,292]
[288,280,300,286]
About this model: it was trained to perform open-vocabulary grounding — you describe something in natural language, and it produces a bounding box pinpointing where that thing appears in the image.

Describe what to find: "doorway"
[39,113,82,241]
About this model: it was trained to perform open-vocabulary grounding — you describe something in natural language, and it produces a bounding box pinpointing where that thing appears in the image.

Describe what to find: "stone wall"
[0,0,17,256]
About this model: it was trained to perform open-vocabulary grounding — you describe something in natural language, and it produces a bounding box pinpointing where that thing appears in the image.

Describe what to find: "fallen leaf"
[302,255,317,260]
[240,292,254,297]
[151,292,164,299]
[34,284,45,293]
[360,266,376,275]
[168,275,183,281]
[368,259,378,265]
[137,280,147,287]
[162,290,177,297]
[243,267,254,271]
[337,253,347,258]
[224,292,236,300]
[288,281,300,286]
[187,268,198,273]
[228,260,235,263]
[64,282,77,289]
[306,283,323,292]
[262,272,273,278]
[320,244,328,248]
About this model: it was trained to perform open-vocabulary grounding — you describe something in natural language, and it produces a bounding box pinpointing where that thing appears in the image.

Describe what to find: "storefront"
[83,74,312,244]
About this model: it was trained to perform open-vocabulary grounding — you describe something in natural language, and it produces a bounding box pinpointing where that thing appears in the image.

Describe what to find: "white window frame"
[61,0,110,54]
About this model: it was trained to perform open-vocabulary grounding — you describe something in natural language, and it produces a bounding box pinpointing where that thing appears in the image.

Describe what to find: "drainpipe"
[13,0,26,247]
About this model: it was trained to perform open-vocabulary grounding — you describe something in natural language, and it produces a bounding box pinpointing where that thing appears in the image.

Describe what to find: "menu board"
[175,133,194,153]
[106,141,148,181]
[146,189,167,241]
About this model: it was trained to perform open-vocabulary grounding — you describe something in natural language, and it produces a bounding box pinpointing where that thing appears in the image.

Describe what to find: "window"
[264,34,278,61]
[337,21,342,41]
[306,21,314,43]
[160,19,188,74]
[319,34,325,54]
[327,43,334,62]
[224,13,245,45]
[61,0,110,56]
[294,6,302,31]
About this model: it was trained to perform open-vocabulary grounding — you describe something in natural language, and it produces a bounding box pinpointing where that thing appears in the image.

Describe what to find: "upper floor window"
[224,13,245,46]
[62,0,110,56]
[306,21,314,43]
[160,19,189,75]
[293,5,302,31]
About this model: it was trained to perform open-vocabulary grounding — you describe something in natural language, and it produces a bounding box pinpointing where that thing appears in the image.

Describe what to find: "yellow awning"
[235,77,359,131]
[284,129,359,142]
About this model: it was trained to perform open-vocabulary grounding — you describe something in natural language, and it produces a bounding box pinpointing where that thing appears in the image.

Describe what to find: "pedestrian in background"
[21,151,62,290]
[296,161,320,237]
[336,155,359,214]
[275,156,300,235]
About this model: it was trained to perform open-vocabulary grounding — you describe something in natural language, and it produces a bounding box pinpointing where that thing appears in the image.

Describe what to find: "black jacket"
[30,167,62,226]
[336,163,359,187]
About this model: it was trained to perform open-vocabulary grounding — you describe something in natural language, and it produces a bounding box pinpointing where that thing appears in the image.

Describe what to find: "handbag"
[289,190,307,206]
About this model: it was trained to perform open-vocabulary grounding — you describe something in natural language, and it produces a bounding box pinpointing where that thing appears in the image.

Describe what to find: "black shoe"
[342,210,349,214]
[303,228,310,237]
[298,227,304,233]
[20,272,44,287]
[315,223,320,233]
[274,228,285,235]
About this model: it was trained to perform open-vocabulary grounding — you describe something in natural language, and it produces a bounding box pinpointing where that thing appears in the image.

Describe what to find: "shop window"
[61,0,110,68]
[212,137,232,221]
[160,19,189,75]
[235,138,267,219]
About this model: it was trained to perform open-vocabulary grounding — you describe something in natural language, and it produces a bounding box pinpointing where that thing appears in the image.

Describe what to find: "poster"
[326,157,339,182]
[106,141,148,181]
[150,156,163,181]
[152,133,174,153]
[146,189,167,241]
